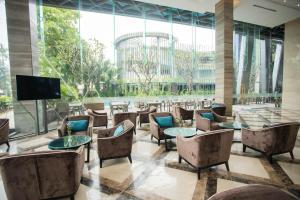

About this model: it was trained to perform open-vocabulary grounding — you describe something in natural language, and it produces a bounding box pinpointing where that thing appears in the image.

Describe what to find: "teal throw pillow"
[68,120,88,132]
[201,112,215,121]
[113,125,124,137]
[155,116,173,127]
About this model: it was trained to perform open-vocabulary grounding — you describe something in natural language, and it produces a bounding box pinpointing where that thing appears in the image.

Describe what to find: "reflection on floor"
[0,106,300,199]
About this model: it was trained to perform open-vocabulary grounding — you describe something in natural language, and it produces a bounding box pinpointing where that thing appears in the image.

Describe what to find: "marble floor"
[0,106,300,200]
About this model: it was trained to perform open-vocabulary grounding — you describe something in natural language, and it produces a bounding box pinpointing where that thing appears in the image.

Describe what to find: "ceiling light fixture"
[283,0,286,3]
[298,0,300,7]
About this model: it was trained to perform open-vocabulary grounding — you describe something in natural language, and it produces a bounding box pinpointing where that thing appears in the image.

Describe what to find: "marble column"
[282,18,300,111]
[215,0,234,116]
[6,0,40,134]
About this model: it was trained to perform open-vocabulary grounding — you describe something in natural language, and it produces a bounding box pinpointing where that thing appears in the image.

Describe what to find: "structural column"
[282,18,300,111]
[215,0,234,116]
[6,0,40,134]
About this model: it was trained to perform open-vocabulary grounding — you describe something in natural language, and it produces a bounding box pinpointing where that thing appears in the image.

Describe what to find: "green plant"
[0,95,11,111]
[60,83,79,102]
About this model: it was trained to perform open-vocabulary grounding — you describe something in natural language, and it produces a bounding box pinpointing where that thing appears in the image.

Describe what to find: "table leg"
[86,142,90,163]
[165,138,168,151]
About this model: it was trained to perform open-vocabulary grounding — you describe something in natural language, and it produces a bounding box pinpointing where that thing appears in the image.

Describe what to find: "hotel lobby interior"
[0,0,300,199]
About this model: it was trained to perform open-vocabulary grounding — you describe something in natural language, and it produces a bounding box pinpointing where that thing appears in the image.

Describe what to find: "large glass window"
[37,0,283,106]
[0,0,13,134]
[233,23,284,104]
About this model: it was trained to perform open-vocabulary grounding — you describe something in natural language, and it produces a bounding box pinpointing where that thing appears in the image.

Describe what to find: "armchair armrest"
[150,117,161,138]
[95,127,116,138]
[213,112,227,122]
[87,116,94,136]
[241,127,275,155]
[177,136,200,167]
[195,115,211,131]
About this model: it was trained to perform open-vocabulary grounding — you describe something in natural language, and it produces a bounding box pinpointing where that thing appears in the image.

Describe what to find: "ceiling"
[267,0,300,11]
[135,0,300,27]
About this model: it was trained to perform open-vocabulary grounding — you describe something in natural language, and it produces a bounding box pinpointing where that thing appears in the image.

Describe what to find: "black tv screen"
[16,75,61,100]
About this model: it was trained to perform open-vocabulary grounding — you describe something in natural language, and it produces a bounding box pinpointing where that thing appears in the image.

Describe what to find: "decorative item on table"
[64,122,73,147]
[67,122,72,136]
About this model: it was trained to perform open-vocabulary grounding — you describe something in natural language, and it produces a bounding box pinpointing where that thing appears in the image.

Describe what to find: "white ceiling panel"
[135,0,300,27]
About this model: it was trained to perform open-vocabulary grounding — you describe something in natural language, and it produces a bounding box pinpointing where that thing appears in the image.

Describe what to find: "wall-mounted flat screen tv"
[16,75,61,100]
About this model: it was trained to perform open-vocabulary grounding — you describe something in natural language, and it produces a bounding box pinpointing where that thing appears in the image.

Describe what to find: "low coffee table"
[48,135,92,162]
[218,122,249,142]
[164,127,197,151]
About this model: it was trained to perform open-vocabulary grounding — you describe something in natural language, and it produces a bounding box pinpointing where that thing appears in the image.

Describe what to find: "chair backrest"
[67,115,91,122]
[0,119,9,131]
[119,119,135,133]
[211,103,226,116]
[113,112,137,126]
[149,106,157,113]
[195,109,212,115]
[0,147,84,200]
[0,118,9,128]
[150,112,173,118]
[84,102,104,110]
[194,129,234,166]
[208,184,298,200]
[149,112,175,124]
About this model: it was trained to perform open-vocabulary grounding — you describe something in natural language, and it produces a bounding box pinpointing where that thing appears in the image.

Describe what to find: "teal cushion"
[155,116,173,127]
[201,112,215,121]
[68,120,88,132]
[113,125,124,137]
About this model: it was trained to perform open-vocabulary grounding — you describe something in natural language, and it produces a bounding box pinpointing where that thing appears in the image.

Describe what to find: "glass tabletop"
[48,135,92,150]
[218,122,249,130]
[164,127,197,138]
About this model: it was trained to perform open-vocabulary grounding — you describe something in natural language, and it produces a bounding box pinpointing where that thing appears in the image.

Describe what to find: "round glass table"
[164,127,197,151]
[218,122,249,142]
[48,135,92,162]
[218,121,249,130]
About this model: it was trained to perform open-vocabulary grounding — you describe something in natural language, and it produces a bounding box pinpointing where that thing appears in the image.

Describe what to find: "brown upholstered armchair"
[58,115,94,137]
[96,120,134,168]
[177,129,234,179]
[172,105,194,124]
[208,184,298,200]
[0,119,9,147]
[137,106,157,127]
[112,112,137,134]
[0,146,85,200]
[242,122,300,163]
[195,109,227,131]
[149,112,178,146]
[86,109,108,128]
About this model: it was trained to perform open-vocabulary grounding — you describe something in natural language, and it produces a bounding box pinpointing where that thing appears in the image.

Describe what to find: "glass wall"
[37,0,217,102]
[0,0,13,133]
[233,22,284,104]
[0,0,284,136]
[37,0,283,105]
